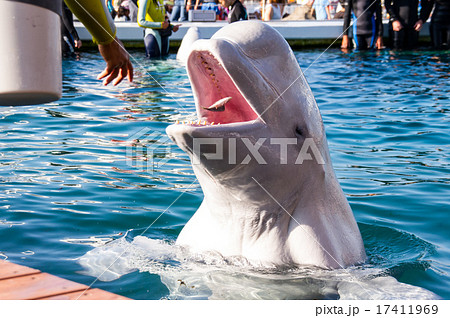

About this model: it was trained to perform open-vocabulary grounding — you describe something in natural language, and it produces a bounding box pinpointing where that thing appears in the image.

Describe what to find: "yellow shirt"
[137,0,166,29]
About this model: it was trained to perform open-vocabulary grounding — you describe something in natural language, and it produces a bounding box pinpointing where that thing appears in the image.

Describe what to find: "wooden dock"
[0,260,130,300]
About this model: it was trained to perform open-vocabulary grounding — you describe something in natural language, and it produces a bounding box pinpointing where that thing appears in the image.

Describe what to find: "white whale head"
[167,21,366,269]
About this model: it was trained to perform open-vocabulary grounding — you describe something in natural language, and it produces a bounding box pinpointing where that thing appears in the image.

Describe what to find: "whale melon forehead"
[212,21,290,59]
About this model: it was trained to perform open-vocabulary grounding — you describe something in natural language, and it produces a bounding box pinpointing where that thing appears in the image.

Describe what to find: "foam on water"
[77,233,440,300]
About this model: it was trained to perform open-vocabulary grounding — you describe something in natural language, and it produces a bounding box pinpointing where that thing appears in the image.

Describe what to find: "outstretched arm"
[64,0,133,85]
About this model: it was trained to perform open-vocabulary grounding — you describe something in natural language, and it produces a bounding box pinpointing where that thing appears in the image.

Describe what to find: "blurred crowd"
[104,0,449,50]
[105,0,339,22]
[63,0,449,56]
[104,0,449,24]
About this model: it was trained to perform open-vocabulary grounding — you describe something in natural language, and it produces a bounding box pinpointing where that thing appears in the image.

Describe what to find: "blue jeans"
[170,4,187,22]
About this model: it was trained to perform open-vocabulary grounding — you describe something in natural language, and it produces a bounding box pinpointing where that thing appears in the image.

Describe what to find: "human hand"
[162,20,170,29]
[74,39,82,49]
[97,37,133,86]
[392,20,403,32]
[414,19,424,31]
[172,24,181,32]
[375,37,385,50]
[341,35,349,49]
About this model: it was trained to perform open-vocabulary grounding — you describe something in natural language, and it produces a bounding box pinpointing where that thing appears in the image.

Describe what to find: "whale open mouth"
[177,51,260,127]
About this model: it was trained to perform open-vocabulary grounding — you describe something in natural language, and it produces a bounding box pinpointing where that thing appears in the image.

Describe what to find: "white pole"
[0,1,61,106]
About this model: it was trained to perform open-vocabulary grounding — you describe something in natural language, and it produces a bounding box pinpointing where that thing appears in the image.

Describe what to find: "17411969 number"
[377,305,439,315]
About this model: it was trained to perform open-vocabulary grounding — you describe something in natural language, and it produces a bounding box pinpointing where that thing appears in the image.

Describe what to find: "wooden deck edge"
[0,260,131,300]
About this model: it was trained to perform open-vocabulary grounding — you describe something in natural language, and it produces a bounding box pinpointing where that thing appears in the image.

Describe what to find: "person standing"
[313,0,331,20]
[416,0,450,49]
[129,0,139,21]
[385,0,431,49]
[171,0,188,21]
[138,0,180,58]
[341,0,384,50]
[61,2,82,56]
[202,0,221,20]
[261,0,283,20]
[219,0,248,23]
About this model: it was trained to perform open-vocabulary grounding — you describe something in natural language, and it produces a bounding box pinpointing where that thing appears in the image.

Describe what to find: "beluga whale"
[166,21,366,269]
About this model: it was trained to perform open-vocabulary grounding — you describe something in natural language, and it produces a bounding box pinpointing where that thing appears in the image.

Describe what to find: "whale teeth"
[176,119,221,127]
[203,97,231,112]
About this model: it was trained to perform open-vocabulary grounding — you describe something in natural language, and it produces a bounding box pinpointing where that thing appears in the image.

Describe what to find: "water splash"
[77,232,440,300]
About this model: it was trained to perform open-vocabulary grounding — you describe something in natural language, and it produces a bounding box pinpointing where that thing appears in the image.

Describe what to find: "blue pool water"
[0,48,449,299]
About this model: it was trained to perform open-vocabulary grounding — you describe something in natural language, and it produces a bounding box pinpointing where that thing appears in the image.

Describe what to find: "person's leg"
[392,29,405,49]
[404,27,418,49]
[160,36,169,56]
[144,34,161,58]
[180,5,187,21]
[170,5,181,22]
[129,1,138,21]
[444,24,450,49]
[431,22,444,49]
[355,35,370,50]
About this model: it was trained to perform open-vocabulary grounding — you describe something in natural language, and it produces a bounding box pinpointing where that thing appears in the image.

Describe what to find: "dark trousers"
[430,22,450,49]
[354,35,375,50]
[144,33,169,58]
[389,25,419,49]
